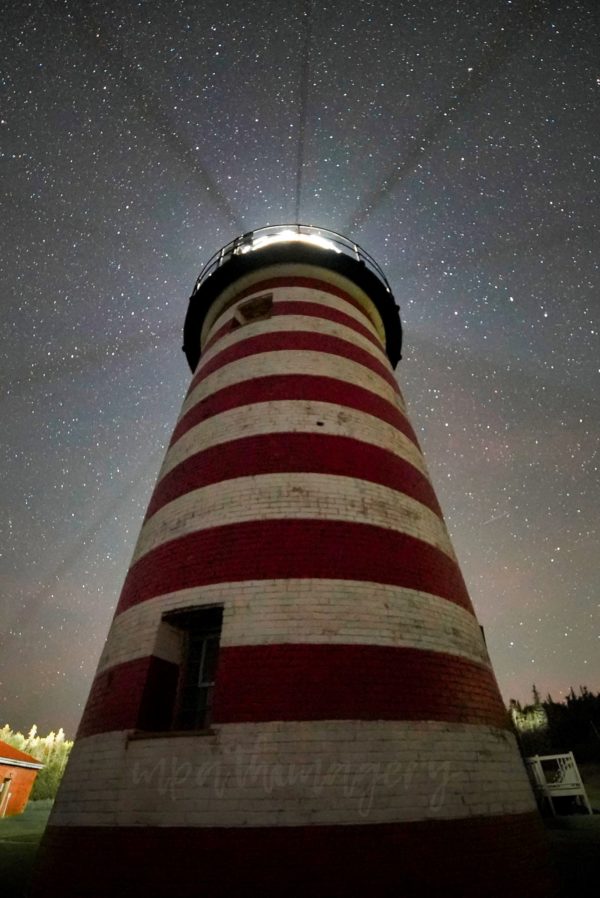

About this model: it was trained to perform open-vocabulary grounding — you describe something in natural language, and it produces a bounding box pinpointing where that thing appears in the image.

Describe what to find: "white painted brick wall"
[201,266,387,348]
[196,312,388,379]
[180,349,403,425]
[159,401,427,481]
[50,721,536,828]
[208,287,383,345]
[131,472,455,566]
[97,579,489,675]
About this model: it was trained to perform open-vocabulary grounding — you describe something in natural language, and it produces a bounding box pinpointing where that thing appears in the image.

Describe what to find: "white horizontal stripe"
[208,287,382,346]
[98,580,487,675]
[180,349,403,424]
[198,313,387,382]
[159,401,429,482]
[200,263,387,348]
[131,473,454,566]
[51,722,536,828]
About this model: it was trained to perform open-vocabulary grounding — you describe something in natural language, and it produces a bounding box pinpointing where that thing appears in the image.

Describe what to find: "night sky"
[2,1,599,736]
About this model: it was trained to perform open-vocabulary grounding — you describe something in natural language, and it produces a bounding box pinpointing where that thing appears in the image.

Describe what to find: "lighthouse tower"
[35,226,552,897]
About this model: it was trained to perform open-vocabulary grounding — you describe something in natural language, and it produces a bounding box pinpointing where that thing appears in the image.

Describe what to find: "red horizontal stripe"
[204,274,382,341]
[35,816,554,898]
[116,520,473,615]
[147,432,440,521]
[213,645,508,728]
[188,330,399,397]
[77,657,152,739]
[204,298,384,355]
[172,373,419,448]
[77,655,179,739]
[78,644,505,738]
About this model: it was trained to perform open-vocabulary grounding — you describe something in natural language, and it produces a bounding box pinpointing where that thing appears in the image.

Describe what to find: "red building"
[34,226,554,896]
[0,740,43,817]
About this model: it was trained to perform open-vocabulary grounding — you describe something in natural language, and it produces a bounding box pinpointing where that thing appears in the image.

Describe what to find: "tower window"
[161,606,223,731]
[231,293,273,328]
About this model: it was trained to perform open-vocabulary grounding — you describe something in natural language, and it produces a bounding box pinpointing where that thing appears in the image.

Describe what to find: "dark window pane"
[200,637,220,685]
[162,606,223,731]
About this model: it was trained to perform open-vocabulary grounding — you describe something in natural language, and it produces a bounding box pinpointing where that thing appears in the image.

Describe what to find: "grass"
[544,763,600,896]
[579,763,600,806]
[0,800,52,898]
[547,815,600,896]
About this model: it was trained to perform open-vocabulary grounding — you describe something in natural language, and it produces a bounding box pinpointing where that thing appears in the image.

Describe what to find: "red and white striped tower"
[34,226,553,897]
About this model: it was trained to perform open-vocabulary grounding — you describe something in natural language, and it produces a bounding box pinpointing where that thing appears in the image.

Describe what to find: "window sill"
[127,727,217,744]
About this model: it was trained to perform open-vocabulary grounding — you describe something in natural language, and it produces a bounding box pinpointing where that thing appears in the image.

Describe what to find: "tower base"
[34,816,555,898]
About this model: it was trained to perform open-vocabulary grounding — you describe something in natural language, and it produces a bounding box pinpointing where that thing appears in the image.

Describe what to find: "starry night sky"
[2,0,599,736]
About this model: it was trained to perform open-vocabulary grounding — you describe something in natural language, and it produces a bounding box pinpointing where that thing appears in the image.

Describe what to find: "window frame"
[162,605,224,732]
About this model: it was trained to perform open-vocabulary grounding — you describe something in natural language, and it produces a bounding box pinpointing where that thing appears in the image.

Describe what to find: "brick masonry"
[198,309,388,373]
[129,472,456,567]
[114,519,474,615]
[34,814,555,898]
[175,371,413,447]
[51,721,535,827]
[204,298,384,356]
[146,433,442,520]
[202,276,387,348]
[181,348,402,427]
[78,645,508,738]
[158,399,428,481]
[97,578,488,675]
[188,328,400,395]
[33,267,554,896]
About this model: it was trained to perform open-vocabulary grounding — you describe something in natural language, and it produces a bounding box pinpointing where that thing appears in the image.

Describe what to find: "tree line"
[0,724,73,800]
[510,685,600,762]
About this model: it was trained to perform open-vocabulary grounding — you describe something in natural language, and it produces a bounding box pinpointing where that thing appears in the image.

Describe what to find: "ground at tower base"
[0,769,597,896]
